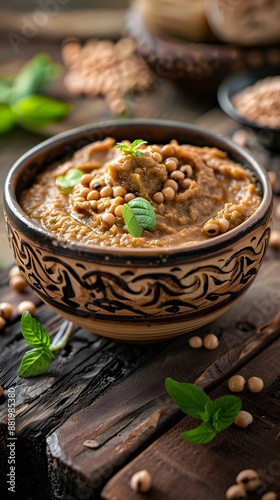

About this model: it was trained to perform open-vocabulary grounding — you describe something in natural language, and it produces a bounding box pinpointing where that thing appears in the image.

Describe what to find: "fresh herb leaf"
[56,168,84,194]
[0,103,17,134]
[21,311,51,348]
[114,139,147,157]
[122,204,143,237]
[165,377,242,444]
[182,422,216,444]
[165,378,211,420]
[18,316,74,378]
[209,395,242,432]
[18,347,54,378]
[12,52,61,102]
[13,94,71,128]
[123,197,156,237]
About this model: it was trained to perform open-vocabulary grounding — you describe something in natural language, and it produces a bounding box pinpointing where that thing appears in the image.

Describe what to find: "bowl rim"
[4,118,273,261]
[217,69,280,133]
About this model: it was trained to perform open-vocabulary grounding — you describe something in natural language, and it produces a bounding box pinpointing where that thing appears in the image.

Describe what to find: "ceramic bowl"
[3,120,273,342]
[218,70,280,151]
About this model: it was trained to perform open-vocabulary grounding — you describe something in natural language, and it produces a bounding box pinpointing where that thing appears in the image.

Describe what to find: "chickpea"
[100,186,113,198]
[236,469,261,491]
[80,174,93,186]
[17,300,36,315]
[152,151,162,163]
[124,193,136,203]
[8,265,21,280]
[261,492,277,500]
[165,158,178,172]
[0,316,7,330]
[218,218,230,233]
[113,186,127,198]
[130,469,152,493]
[164,179,178,191]
[269,230,280,250]
[228,375,246,393]
[114,205,123,217]
[226,483,247,499]
[188,336,203,349]
[153,192,164,204]
[87,190,100,201]
[180,178,192,190]
[203,333,219,350]
[202,219,220,237]
[101,213,116,229]
[0,385,3,397]
[161,144,175,158]
[180,164,193,177]
[170,169,185,180]
[275,203,280,220]
[162,186,176,201]
[247,376,264,393]
[9,275,27,292]
[234,411,253,428]
[0,302,13,320]
[79,187,90,199]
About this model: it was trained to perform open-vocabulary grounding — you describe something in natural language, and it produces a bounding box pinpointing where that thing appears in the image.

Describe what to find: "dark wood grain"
[101,337,280,500]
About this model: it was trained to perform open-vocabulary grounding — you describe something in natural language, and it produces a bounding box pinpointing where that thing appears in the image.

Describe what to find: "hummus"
[20,137,262,248]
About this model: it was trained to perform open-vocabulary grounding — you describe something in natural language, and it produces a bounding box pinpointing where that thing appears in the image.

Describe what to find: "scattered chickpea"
[268,170,277,189]
[9,275,27,292]
[101,213,116,229]
[113,186,127,198]
[275,203,280,220]
[0,316,7,330]
[130,469,152,493]
[234,410,253,428]
[152,152,162,163]
[188,336,203,349]
[81,174,93,186]
[236,469,261,491]
[87,190,100,201]
[0,385,3,397]
[203,333,219,350]
[164,179,179,192]
[247,376,264,393]
[261,492,278,500]
[202,219,220,237]
[228,375,246,393]
[0,302,13,320]
[161,144,175,158]
[269,230,280,250]
[8,265,21,280]
[124,193,136,203]
[100,186,113,198]
[225,483,247,499]
[17,300,36,315]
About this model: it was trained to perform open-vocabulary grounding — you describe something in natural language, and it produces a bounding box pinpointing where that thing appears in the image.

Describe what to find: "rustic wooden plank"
[101,336,280,500]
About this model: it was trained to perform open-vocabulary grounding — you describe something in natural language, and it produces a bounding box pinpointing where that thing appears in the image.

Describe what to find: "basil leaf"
[0,103,17,134]
[182,422,216,444]
[127,197,156,231]
[12,53,61,101]
[114,143,132,153]
[21,311,51,348]
[122,204,143,237]
[56,168,84,194]
[114,139,147,157]
[18,347,54,378]
[12,94,71,128]
[165,378,211,420]
[210,395,242,432]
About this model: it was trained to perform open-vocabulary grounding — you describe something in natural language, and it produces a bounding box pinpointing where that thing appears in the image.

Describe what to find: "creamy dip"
[20,137,262,248]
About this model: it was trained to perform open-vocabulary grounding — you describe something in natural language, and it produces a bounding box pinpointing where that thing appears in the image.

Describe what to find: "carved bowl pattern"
[3,120,273,342]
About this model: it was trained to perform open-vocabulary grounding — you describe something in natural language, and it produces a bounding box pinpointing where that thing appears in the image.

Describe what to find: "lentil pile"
[232,75,280,128]
[62,38,156,116]
[20,137,262,248]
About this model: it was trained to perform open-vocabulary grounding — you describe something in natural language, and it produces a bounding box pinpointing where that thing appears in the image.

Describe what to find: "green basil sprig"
[122,197,156,237]
[0,53,71,134]
[56,168,84,194]
[18,312,73,378]
[165,377,242,444]
[114,139,148,157]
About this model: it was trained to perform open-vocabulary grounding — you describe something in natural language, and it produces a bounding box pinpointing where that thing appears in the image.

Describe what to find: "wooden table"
[0,38,280,500]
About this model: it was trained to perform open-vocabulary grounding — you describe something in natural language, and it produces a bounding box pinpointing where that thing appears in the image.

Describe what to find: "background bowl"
[3,120,273,342]
[218,70,280,151]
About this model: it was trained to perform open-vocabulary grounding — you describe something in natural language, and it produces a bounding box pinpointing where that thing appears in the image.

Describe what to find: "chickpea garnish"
[9,275,27,292]
[203,333,219,350]
[0,302,13,320]
[247,376,264,393]
[228,375,246,393]
[188,336,203,349]
[234,411,253,428]
[236,469,261,491]
[17,300,36,315]
[130,469,152,493]
[226,483,247,499]
[261,492,277,500]
[0,316,7,330]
